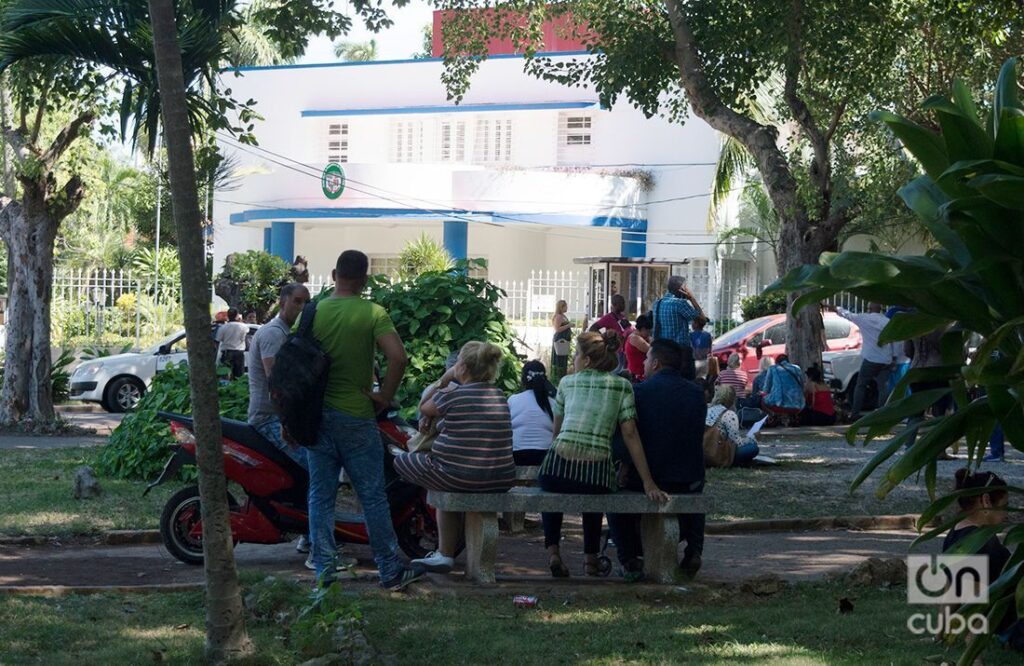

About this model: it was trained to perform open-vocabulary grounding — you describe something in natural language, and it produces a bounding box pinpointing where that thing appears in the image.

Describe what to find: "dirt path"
[0,524,938,589]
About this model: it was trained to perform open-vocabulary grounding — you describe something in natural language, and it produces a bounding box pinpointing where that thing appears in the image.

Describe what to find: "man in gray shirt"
[216,308,249,380]
[248,283,310,466]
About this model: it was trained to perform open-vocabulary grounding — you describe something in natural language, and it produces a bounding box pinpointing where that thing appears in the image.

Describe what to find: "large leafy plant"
[772,59,1024,663]
[361,259,521,416]
[216,250,292,321]
[97,363,249,480]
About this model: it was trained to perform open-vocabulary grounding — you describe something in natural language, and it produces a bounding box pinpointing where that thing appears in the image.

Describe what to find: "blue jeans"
[305,408,404,584]
[733,442,759,466]
[990,425,1005,459]
[255,418,309,471]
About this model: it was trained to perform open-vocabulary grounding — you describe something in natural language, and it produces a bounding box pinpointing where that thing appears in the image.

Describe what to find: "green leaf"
[968,173,1024,209]
[846,389,951,444]
[849,426,916,493]
[994,57,1021,136]
[995,109,1024,165]
[923,95,993,162]
[878,312,950,345]
[871,109,951,185]
[897,176,970,267]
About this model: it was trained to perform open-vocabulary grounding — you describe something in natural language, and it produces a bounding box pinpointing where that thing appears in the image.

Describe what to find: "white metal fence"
[51,268,183,348]
[493,270,589,356]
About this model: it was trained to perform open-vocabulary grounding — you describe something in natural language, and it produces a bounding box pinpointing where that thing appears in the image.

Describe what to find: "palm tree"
[147,0,252,659]
[334,38,377,61]
[717,180,781,267]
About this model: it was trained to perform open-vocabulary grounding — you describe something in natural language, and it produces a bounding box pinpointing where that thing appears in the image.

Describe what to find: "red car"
[710,313,862,386]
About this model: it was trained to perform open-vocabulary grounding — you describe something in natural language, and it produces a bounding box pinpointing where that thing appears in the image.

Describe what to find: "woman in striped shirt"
[716,353,749,398]
[394,341,515,574]
[539,331,669,577]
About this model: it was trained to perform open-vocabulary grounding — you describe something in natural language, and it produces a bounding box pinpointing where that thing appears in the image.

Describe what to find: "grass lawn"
[0,446,173,537]
[0,575,1019,665]
[0,442,942,537]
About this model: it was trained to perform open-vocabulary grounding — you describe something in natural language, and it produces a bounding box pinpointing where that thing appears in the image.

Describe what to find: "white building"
[212,49,757,323]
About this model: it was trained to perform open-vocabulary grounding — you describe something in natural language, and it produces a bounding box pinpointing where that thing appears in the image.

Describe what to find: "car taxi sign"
[321,163,346,200]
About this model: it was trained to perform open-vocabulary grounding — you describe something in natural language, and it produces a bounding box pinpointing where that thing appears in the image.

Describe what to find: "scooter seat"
[218,417,309,486]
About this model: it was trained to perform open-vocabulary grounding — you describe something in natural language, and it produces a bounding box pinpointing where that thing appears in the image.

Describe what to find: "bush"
[397,233,454,282]
[96,363,249,480]
[316,259,522,418]
[740,291,787,321]
[216,250,292,321]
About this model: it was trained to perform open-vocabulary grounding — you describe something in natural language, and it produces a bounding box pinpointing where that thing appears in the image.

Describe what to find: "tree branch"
[41,111,95,169]
[0,195,23,244]
[47,175,85,223]
[824,98,848,145]
[664,0,805,257]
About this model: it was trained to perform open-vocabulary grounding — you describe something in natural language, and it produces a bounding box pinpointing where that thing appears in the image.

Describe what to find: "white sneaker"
[295,535,311,553]
[411,551,454,573]
[305,552,359,571]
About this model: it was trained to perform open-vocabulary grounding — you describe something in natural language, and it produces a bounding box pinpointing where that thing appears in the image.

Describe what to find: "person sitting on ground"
[800,364,837,426]
[944,469,1023,650]
[625,314,653,382]
[690,316,713,379]
[761,354,806,420]
[394,341,516,574]
[716,353,749,399]
[706,385,760,466]
[508,360,557,467]
[743,356,773,410]
[702,356,720,403]
[539,331,668,578]
[608,339,707,581]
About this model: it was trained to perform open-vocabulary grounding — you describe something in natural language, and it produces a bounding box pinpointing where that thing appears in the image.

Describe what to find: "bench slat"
[428,487,710,514]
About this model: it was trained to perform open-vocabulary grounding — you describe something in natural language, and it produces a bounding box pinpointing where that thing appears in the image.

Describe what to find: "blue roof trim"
[229,207,646,231]
[227,50,592,73]
[301,101,597,117]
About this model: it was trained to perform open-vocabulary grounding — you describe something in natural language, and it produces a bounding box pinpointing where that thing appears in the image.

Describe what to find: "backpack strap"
[297,301,318,339]
[710,406,727,428]
[653,298,663,338]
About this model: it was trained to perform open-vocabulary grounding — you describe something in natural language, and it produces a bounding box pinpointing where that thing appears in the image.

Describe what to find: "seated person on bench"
[539,331,668,578]
[608,339,707,581]
[508,360,556,467]
[394,341,516,574]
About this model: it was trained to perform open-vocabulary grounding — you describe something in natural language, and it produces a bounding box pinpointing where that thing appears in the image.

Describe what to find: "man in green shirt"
[305,250,423,590]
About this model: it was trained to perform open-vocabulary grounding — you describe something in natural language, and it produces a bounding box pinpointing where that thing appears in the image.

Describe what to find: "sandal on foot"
[549,556,570,578]
[584,557,601,577]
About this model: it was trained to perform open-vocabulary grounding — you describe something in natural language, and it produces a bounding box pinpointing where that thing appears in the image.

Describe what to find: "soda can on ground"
[513,595,539,608]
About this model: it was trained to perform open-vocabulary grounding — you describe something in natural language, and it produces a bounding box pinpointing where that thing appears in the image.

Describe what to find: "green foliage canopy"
[217,250,291,320]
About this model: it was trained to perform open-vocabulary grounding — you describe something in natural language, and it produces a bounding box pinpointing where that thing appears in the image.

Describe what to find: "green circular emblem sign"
[321,163,346,200]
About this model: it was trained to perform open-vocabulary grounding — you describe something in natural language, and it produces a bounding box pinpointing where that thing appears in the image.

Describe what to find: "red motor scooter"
[145,410,440,565]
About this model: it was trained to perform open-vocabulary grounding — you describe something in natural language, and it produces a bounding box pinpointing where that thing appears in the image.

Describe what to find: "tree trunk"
[0,193,58,426]
[146,0,252,661]
[776,219,830,372]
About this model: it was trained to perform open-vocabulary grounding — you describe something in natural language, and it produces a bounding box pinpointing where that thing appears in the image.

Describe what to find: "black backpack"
[269,301,330,447]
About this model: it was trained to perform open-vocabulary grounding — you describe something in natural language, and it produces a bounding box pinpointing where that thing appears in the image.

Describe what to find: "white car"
[69,324,258,412]
[822,349,881,411]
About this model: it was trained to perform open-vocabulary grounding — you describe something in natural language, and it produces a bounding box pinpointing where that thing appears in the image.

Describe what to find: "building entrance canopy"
[573,256,689,321]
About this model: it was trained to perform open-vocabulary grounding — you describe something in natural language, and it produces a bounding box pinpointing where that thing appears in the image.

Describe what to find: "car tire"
[105,376,146,413]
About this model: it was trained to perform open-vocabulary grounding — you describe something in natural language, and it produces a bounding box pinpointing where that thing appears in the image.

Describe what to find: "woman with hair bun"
[944,468,1022,648]
[394,341,515,574]
[538,331,668,578]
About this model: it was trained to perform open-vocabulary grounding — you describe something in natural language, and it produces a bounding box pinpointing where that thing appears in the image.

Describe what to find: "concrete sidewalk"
[0,528,939,589]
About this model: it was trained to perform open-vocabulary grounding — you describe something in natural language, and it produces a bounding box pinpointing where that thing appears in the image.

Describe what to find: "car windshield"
[714,317,773,348]
[143,330,185,355]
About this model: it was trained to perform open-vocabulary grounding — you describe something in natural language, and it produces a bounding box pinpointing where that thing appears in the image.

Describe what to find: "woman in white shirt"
[706,385,759,467]
[507,360,556,466]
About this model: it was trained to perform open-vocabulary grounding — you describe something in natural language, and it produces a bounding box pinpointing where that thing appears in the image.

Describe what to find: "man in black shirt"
[609,339,707,580]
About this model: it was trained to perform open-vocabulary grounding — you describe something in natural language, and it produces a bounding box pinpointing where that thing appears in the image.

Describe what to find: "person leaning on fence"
[508,360,557,467]
[538,331,669,578]
[608,339,707,581]
[551,300,572,380]
[651,275,706,379]
[395,341,516,575]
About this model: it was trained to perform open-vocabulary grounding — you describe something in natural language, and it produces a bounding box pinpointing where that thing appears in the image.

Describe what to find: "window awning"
[300,101,599,118]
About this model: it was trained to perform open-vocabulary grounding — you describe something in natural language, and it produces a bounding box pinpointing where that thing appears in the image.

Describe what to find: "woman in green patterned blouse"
[539,330,669,577]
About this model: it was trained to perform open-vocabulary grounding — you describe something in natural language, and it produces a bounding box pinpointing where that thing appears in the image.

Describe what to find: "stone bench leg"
[640,514,679,584]
[503,511,526,534]
[464,511,498,584]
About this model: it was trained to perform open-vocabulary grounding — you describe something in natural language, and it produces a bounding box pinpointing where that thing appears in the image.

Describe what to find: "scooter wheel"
[598,555,613,577]
[160,485,238,565]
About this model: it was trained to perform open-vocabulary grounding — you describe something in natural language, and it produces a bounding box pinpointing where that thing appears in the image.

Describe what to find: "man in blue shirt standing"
[609,339,707,581]
[652,275,705,379]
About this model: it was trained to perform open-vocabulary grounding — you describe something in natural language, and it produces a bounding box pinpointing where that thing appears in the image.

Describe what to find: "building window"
[438,120,466,162]
[369,255,402,279]
[391,121,423,163]
[327,123,348,164]
[473,118,513,164]
[557,113,594,165]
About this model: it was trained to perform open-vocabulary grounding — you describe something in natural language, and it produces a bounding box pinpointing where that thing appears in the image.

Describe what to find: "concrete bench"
[503,466,541,533]
[428,486,710,584]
